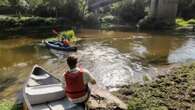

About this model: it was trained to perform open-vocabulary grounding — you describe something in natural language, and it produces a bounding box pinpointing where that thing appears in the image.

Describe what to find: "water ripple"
[168,38,195,63]
[78,43,137,87]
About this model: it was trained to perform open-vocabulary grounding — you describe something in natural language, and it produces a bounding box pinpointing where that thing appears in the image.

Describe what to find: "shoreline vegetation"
[0,0,195,34]
[0,100,21,110]
[176,18,195,32]
[0,16,194,36]
[114,62,195,110]
[1,62,195,110]
[0,0,195,109]
[0,16,77,35]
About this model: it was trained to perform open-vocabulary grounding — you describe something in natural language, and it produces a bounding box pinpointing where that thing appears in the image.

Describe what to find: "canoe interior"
[29,67,60,86]
[24,66,85,110]
[24,65,127,110]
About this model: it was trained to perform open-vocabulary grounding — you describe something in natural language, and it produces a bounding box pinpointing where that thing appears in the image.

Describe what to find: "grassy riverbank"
[0,100,21,110]
[176,18,195,27]
[176,18,195,32]
[0,16,75,31]
[115,62,195,109]
[2,63,195,110]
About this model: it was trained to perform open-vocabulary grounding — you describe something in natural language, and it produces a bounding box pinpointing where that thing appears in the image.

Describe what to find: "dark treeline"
[0,0,91,32]
[112,0,195,24]
[0,0,195,31]
[0,0,83,19]
[177,0,195,19]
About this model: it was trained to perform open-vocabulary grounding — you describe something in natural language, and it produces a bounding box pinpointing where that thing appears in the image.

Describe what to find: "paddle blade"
[52,29,59,35]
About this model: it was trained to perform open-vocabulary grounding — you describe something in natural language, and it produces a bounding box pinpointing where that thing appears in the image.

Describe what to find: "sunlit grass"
[176,18,195,27]
[0,100,20,110]
[126,63,195,109]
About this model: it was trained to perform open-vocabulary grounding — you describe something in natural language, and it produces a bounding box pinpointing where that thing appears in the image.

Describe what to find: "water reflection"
[168,38,195,63]
[0,29,194,99]
[0,38,51,70]
[78,43,133,87]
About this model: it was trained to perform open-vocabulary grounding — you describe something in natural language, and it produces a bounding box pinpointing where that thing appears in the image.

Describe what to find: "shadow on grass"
[11,102,22,110]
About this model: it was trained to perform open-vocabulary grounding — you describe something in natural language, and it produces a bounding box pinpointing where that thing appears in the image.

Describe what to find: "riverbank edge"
[0,16,80,39]
[1,62,195,110]
[113,62,195,109]
[0,19,194,39]
[0,99,21,110]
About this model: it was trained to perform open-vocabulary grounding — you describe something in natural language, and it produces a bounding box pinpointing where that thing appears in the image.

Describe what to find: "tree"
[79,0,89,17]
[177,0,195,19]
[8,0,20,6]
[113,0,146,23]
[25,0,43,9]
[0,0,9,6]
[63,0,82,20]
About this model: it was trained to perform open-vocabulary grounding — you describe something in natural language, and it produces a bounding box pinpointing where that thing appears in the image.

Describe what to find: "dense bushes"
[1,0,195,30]
[0,17,57,28]
[0,0,93,31]
[111,0,195,29]
[0,0,86,24]
[112,0,146,24]
[176,18,195,27]
[177,0,195,19]
[0,16,62,32]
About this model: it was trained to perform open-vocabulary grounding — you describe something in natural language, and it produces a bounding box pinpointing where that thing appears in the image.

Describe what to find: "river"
[0,29,195,100]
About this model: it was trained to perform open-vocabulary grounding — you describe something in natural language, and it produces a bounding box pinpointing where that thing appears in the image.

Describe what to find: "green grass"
[116,63,195,109]
[0,100,20,110]
[176,18,195,27]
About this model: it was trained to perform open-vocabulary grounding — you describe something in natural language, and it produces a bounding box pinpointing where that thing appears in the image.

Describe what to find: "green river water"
[0,29,195,100]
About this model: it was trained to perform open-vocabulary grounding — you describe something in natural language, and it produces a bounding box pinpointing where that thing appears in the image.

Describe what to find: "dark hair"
[67,55,77,69]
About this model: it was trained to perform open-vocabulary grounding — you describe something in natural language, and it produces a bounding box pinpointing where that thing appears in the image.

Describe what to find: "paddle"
[52,29,59,35]
[52,29,62,41]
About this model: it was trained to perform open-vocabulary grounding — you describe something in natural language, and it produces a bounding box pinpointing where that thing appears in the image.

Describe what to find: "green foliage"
[0,0,9,6]
[176,18,195,27]
[0,0,85,24]
[62,0,83,22]
[143,75,150,82]
[177,0,195,19]
[0,100,20,110]
[79,0,89,17]
[83,13,100,28]
[137,16,175,30]
[25,0,43,9]
[176,18,189,27]
[188,19,195,24]
[101,15,115,23]
[112,0,146,23]
[60,30,78,42]
[0,16,57,30]
[127,63,195,109]
[8,0,19,6]
[99,15,119,29]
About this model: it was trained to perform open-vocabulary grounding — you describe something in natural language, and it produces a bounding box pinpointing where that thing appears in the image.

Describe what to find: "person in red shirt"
[63,38,70,47]
[64,55,96,104]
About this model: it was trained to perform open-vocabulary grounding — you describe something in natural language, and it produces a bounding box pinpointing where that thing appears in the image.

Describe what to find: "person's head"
[67,55,78,69]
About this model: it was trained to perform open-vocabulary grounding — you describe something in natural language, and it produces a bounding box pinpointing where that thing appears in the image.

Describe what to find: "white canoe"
[23,65,85,110]
[23,65,127,110]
